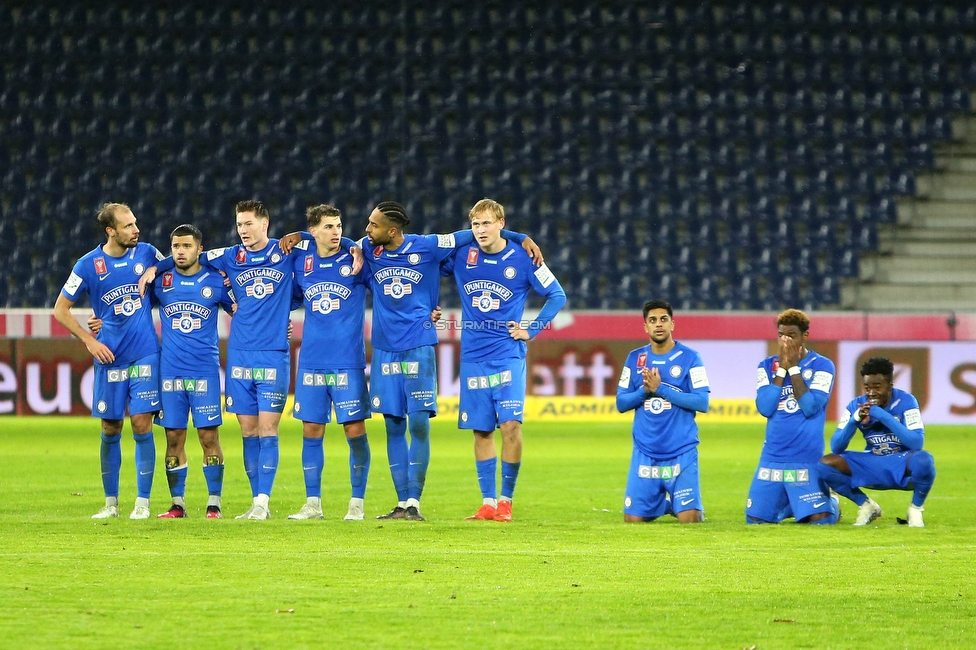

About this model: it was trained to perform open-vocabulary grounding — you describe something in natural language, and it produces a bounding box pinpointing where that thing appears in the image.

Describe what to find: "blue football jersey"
[199,240,294,352]
[448,240,565,361]
[291,241,369,369]
[360,232,476,352]
[60,243,163,366]
[617,342,710,458]
[153,268,234,376]
[755,350,835,463]
[838,388,924,455]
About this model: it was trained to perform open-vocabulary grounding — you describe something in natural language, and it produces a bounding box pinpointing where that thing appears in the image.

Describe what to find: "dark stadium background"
[2,2,973,312]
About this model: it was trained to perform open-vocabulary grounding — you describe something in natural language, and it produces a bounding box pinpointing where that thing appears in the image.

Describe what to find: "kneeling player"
[747,309,839,524]
[616,301,710,523]
[818,357,935,527]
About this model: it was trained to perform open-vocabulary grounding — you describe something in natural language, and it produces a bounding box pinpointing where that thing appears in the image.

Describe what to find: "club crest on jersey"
[201,286,213,299]
[670,365,682,378]
[408,253,420,264]
[133,263,145,275]
[472,291,500,313]
[236,248,247,264]
[304,255,314,274]
[637,352,647,369]
[162,273,173,288]
[466,248,479,265]
[94,257,107,275]
[113,295,142,316]
[271,253,281,264]
[246,280,274,299]
[173,314,202,333]
[313,295,341,314]
[339,265,352,276]
[384,277,413,299]
[504,266,516,279]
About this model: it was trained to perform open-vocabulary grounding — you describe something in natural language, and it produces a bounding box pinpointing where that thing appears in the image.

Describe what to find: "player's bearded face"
[365,210,393,246]
[172,235,201,270]
[109,211,139,249]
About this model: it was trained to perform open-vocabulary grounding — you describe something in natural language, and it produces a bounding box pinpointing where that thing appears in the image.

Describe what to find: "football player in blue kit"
[139,200,312,520]
[747,309,840,525]
[441,199,565,522]
[152,225,235,519]
[287,205,372,521]
[616,301,710,523]
[54,203,163,520]
[819,357,935,527]
[357,201,539,521]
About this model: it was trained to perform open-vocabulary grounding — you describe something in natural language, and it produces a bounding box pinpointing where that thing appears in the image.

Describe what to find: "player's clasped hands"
[778,334,801,369]
[642,367,661,394]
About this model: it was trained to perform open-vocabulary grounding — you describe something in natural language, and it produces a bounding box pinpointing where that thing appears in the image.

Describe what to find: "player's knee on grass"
[624,514,658,523]
[676,509,702,523]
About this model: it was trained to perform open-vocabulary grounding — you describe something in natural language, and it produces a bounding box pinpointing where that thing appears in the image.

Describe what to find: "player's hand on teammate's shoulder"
[279,232,302,255]
[521,236,544,266]
[431,306,442,323]
[217,269,231,288]
[87,313,103,335]
[137,266,157,297]
[287,320,293,340]
[350,245,364,274]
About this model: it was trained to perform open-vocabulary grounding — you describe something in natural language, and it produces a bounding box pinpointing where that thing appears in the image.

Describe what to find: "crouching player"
[818,357,935,527]
[616,300,710,523]
[747,309,839,525]
[288,205,372,521]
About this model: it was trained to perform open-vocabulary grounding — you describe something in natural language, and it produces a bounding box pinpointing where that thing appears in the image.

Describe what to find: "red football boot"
[465,504,497,520]
[157,504,187,519]
[493,500,513,522]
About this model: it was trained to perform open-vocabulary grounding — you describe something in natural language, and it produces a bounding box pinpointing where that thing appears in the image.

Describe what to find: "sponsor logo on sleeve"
[756,366,770,387]
[533,263,555,288]
[837,408,851,428]
[63,272,83,296]
[618,366,631,388]
[437,233,456,248]
[689,366,709,388]
[904,408,923,430]
[810,370,833,393]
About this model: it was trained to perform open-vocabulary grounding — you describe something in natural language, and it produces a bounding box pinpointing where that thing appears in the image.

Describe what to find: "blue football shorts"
[369,346,437,418]
[842,450,913,491]
[91,351,160,420]
[156,371,222,429]
[458,358,526,431]
[294,367,370,424]
[746,461,835,523]
[624,447,703,519]
[225,348,290,416]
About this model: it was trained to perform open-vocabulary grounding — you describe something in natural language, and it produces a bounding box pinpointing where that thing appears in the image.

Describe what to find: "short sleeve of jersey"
[61,260,88,300]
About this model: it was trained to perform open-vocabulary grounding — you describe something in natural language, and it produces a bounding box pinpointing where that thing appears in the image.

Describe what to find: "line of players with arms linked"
[54,199,936,526]
[54,198,563,521]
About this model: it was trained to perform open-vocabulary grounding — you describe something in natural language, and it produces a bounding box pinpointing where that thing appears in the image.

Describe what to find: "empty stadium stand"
[1,2,973,310]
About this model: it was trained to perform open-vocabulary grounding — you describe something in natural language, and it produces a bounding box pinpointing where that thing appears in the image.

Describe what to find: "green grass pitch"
[1,416,974,649]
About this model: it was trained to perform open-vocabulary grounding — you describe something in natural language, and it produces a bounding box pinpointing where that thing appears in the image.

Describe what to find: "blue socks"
[257,436,279,497]
[407,412,431,501]
[348,434,370,499]
[99,432,122,498]
[501,461,521,500]
[908,451,936,507]
[302,436,324,498]
[817,462,867,506]
[202,461,224,496]
[133,432,155,499]
[242,436,260,497]
[476,457,498,500]
[385,416,409,501]
[165,461,188,499]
